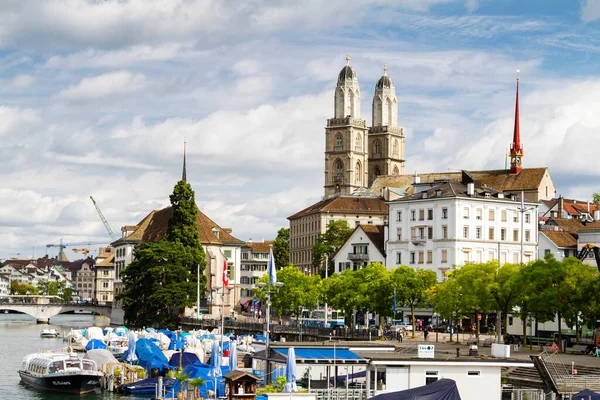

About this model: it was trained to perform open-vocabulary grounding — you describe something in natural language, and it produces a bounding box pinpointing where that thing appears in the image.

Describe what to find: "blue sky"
[1,0,599,260]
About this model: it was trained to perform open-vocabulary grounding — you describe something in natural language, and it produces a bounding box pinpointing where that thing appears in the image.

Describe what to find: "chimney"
[467,183,475,196]
[588,201,590,213]
[594,210,600,221]
[248,238,252,243]
[558,196,564,218]
[414,174,421,184]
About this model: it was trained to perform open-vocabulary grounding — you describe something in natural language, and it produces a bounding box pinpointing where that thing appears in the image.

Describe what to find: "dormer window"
[212,228,220,239]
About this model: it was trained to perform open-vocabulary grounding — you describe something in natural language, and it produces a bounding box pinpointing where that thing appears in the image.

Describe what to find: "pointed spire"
[182,137,187,182]
[512,71,521,152]
[509,70,524,175]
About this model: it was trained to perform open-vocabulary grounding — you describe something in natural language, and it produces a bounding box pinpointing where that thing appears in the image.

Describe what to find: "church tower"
[509,74,524,175]
[324,56,369,197]
[368,64,405,185]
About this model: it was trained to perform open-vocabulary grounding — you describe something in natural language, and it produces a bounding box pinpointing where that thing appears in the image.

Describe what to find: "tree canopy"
[273,228,290,269]
[118,180,207,329]
[312,220,353,277]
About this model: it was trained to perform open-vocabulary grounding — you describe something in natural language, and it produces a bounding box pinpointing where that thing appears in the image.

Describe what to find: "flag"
[223,260,229,289]
[268,246,277,285]
[208,291,213,304]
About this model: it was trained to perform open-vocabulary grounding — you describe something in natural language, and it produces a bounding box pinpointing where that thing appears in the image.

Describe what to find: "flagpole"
[324,254,328,327]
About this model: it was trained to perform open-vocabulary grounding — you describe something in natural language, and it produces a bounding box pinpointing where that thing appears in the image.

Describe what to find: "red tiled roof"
[359,224,385,257]
[540,231,577,248]
[243,241,274,252]
[288,196,387,220]
[547,218,585,235]
[579,221,600,232]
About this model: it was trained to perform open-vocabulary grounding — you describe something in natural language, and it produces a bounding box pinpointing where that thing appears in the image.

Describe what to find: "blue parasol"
[283,347,297,392]
[229,342,238,371]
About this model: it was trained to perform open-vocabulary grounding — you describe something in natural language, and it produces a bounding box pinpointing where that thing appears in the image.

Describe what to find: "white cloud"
[0,106,39,136]
[582,0,600,22]
[57,71,147,100]
[11,74,35,88]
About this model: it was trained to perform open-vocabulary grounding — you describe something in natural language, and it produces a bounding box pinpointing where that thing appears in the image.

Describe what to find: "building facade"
[239,241,272,304]
[94,249,115,304]
[332,224,386,273]
[387,181,539,282]
[288,196,387,274]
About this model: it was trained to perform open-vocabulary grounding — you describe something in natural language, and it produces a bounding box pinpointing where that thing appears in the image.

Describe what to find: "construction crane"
[90,196,117,242]
[46,239,110,261]
[577,244,600,272]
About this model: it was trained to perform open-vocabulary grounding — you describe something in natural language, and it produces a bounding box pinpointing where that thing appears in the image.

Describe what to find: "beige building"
[94,248,115,304]
[288,196,387,275]
[239,241,272,304]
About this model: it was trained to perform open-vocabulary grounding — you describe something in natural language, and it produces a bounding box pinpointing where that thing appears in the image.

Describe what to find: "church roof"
[370,168,549,197]
[120,206,245,246]
[288,196,387,220]
[376,75,393,89]
[338,65,356,82]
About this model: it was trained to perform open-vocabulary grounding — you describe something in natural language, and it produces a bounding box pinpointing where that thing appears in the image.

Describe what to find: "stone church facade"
[324,58,405,198]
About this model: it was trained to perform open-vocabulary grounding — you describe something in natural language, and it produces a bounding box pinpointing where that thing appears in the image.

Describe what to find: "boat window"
[82,360,94,371]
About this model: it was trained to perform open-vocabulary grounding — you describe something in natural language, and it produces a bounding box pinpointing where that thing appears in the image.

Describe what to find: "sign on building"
[418,345,435,359]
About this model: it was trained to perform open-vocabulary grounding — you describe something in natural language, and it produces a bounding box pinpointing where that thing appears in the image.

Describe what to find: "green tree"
[10,281,38,295]
[593,192,600,206]
[257,266,320,322]
[273,228,290,268]
[321,269,362,329]
[119,180,207,329]
[488,262,524,337]
[393,266,437,338]
[312,220,353,277]
[430,275,462,341]
[355,263,394,320]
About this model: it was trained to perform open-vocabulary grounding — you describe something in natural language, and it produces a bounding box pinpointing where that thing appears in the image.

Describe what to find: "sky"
[1,0,600,261]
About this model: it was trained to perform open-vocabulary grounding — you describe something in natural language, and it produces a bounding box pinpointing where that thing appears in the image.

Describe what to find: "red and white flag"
[222,260,229,289]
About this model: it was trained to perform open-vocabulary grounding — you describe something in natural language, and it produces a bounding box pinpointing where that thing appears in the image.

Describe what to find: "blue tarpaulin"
[169,351,201,369]
[85,339,107,351]
[135,338,170,373]
[166,364,231,399]
[369,379,461,400]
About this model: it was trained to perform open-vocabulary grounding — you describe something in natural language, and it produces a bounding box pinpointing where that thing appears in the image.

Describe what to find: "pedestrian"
[424,328,429,341]
[398,330,403,343]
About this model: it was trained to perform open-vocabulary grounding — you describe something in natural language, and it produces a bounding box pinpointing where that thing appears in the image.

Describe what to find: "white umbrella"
[229,342,238,371]
[283,347,297,392]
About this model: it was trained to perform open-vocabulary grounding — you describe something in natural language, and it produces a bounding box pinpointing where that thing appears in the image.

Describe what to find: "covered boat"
[369,379,462,400]
[40,328,60,338]
[18,352,103,394]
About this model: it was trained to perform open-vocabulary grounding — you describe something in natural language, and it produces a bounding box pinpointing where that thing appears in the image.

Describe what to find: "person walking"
[424,328,429,341]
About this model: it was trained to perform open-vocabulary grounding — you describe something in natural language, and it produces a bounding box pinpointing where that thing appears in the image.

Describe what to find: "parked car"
[392,322,413,332]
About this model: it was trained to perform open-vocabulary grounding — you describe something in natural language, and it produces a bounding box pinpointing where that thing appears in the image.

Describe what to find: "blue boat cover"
[573,389,600,400]
[169,351,201,369]
[135,338,170,372]
[166,364,231,399]
[369,379,461,400]
[85,339,107,351]
[274,348,364,361]
[118,377,176,394]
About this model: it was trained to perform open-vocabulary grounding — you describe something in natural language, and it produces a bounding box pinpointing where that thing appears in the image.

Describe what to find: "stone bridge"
[0,302,112,323]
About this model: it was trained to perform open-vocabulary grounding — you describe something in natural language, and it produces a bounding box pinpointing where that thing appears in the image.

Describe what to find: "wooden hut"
[224,370,260,400]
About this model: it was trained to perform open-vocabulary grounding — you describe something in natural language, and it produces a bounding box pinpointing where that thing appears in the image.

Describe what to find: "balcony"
[411,236,427,245]
[348,253,369,261]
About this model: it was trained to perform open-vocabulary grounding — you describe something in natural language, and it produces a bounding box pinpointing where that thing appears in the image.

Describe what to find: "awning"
[273,347,367,364]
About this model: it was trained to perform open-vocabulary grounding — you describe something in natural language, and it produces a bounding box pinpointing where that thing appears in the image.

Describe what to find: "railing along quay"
[179,317,399,342]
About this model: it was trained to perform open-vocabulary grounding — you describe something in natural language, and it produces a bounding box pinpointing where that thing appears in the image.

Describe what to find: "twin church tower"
[324,56,405,197]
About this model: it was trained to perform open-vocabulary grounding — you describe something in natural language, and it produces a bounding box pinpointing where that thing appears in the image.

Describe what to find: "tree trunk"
[576,314,580,345]
[521,313,527,346]
[411,303,416,338]
[558,312,562,352]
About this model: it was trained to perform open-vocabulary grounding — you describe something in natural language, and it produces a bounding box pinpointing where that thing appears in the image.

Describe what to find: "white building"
[387,180,539,281]
[239,241,272,306]
[332,224,386,273]
[577,221,600,268]
[0,275,9,296]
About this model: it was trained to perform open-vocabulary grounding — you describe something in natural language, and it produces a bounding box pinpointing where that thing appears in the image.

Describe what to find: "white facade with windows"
[239,241,271,304]
[333,225,385,273]
[387,182,539,281]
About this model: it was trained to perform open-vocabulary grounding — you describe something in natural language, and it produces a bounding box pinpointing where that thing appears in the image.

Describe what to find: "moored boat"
[18,352,103,394]
[40,329,60,338]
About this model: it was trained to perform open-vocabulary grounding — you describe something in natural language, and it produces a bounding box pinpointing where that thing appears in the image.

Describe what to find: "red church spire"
[509,71,524,175]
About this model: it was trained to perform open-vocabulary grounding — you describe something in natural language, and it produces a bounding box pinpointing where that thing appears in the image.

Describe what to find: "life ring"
[551,342,559,352]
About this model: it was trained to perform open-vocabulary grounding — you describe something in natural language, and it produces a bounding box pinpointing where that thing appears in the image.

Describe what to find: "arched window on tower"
[334,159,343,177]
[373,140,382,156]
[335,133,343,151]
[393,165,400,175]
[375,166,381,177]
[393,139,399,157]
[355,161,362,183]
[355,133,362,151]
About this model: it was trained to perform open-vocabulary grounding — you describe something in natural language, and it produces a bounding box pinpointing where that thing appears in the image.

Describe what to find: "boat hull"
[19,370,101,394]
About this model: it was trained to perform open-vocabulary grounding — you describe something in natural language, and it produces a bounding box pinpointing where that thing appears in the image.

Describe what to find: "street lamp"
[256,280,284,384]
[511,191,536,264]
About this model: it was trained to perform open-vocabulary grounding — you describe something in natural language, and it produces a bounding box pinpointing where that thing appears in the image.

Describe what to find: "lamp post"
[512,191,536,264]
[212,286,228,353]
[256,280,284,384]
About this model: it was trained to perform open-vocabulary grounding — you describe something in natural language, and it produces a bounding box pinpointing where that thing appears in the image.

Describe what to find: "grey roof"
[376,75,393,89]
[390,181,522,203]
[338,65,356,82]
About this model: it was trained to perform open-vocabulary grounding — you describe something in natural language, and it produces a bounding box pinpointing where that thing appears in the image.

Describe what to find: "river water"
[0,313,143,400]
